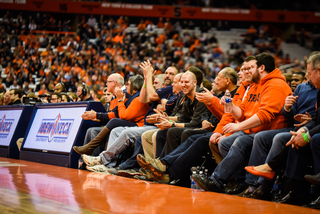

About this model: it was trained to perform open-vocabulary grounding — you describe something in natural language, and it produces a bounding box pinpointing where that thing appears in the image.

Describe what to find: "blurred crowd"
[0,11,315,106]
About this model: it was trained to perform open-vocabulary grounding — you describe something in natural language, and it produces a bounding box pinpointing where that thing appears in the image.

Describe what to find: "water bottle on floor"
[191,171,197,189]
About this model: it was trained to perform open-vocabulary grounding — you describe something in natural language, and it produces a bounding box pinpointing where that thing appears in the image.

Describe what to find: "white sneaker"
[86,164,109,172]
[82,154,102,166]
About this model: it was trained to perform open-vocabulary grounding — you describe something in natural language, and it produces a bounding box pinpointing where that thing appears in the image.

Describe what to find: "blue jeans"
[218,131,246,158]
[245,128,292,186]
[213,132,256,187]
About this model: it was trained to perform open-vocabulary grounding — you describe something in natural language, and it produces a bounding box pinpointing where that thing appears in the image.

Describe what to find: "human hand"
[115,87,124,100]
[216,135,226,144]
[284,95,298,110]
[81,109,97,120]
[209,132,222,145]
[286,130,308,149]
[294,112,312,127]
[202,120,214,130]
[146,113,161,124]
[155,117,172,130]
[196,88,214,105]
[140,60,154,77]
[222,123,240,134]
[220,96,232,106]
[154,109,169,120]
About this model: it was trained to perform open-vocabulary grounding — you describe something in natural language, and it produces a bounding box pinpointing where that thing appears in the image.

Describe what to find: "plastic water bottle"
[271,175,282,201]
[224,90,232,113]
[191,171,197,189]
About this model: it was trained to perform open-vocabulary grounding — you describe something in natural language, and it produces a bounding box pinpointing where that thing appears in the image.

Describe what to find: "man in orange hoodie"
[192,52,292,193]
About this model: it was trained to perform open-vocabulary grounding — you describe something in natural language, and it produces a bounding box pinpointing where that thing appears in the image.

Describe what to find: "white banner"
[0,109,23,146]
[23,107,86,153]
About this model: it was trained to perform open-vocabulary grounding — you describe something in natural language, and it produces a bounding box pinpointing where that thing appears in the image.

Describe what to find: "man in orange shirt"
[74,74,128,155]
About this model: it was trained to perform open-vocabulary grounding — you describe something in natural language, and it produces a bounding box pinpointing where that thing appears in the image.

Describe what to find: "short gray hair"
[307,52,320,70]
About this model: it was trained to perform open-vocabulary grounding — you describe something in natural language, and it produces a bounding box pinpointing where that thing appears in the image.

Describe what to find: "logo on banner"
[0,115,14,139]
[36,113,74,143]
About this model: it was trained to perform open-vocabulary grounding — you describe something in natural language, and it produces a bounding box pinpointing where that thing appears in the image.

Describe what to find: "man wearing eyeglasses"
[50,92,61,103]
[75,73,129,156]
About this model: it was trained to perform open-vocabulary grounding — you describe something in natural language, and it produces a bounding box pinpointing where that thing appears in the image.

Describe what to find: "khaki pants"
[141,129,159,159]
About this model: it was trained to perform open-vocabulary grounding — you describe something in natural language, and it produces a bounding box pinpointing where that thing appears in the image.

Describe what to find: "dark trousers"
[106,118,137,130]
[285,143,313,180]
[268,146,289,171]
[156,128,210,158]
[155,129,169,158]
[310,133,320,174]
[162,132,212,166]
[166,133,215,186]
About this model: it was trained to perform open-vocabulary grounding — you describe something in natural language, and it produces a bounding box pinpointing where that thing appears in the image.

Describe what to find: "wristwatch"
[171,122,176,127]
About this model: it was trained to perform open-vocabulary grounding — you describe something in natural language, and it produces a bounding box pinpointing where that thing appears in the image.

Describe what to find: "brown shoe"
[117,169,141,178]
[73,127,110,155]
[139,168,170,184]
[137,154,166,179]
[73,145,92,155]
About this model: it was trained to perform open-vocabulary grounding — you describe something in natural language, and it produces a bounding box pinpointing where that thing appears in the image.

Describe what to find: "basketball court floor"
[0,157,319,214]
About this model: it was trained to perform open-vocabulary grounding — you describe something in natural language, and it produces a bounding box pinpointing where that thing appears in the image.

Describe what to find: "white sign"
[0,109,23,146]
[23,107,86,153]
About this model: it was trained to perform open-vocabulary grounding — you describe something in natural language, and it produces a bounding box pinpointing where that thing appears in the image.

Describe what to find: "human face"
[238,65,244,85]
[211,78,220,94]
[242,60,257,84]
[51,95,60,103]
[153,77,161,89]
[76,86,83,97]
[61,95,68,103]
[104,91,113,103]
[290,74,304,91]
[307,63,320,89]
[180,73,196,96]
[215,72,229,92]
[172,74,182,94]
[54,84,63,93]
[106,76,117,93]
[4,91,10,105]
[126,80,131,94]
[252,66,261,83]
[164,67,176,86]
[9,90,17,103]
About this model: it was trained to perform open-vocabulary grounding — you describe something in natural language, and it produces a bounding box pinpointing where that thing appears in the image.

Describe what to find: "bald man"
[147,71,208,158]
[54,83,65,93]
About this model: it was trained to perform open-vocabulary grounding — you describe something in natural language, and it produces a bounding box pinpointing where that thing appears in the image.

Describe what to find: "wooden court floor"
[0,157,319,214]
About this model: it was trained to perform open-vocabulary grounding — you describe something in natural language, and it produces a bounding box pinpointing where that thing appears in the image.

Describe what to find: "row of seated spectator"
[68,52,320,210]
